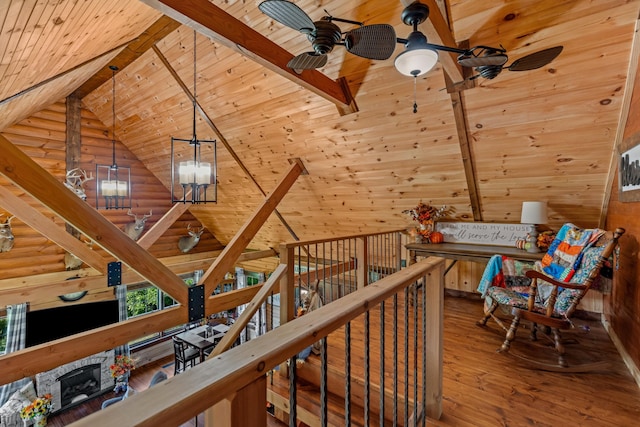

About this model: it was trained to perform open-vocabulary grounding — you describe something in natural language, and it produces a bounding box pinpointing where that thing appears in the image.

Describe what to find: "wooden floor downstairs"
[47,293,640,426]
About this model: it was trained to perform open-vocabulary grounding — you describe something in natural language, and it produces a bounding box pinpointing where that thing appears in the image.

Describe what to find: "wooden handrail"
[280,228,406,249]
[209,264,287,357]
[69,257,445,427]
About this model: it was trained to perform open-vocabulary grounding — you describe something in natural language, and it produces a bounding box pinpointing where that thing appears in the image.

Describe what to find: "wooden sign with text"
[435,222,534,246]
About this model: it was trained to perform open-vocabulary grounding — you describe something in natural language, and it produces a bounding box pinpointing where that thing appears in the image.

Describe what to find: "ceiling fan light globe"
[394,48,438,77]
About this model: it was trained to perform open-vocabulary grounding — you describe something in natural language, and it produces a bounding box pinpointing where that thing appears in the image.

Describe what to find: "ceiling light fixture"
[171,30,217,204]
[96,65,131,210]
[394,2,439,114]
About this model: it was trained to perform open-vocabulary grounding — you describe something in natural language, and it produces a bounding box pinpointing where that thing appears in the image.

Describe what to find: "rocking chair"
[477,224,624,372]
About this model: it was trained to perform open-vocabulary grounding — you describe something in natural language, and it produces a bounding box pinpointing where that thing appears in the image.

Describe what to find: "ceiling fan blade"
[508,46,563,71]
[259,0,315,33]
[458,54,507,68]
[344,24,397,60]
[400,0,420,7]
[287,52,328,70]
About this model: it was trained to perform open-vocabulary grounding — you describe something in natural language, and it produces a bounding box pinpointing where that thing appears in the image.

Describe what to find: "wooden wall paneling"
[73,15,181,98]
[140,0,357,114]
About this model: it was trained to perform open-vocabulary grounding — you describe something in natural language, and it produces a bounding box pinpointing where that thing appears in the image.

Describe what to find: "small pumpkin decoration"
[429,231,444,244]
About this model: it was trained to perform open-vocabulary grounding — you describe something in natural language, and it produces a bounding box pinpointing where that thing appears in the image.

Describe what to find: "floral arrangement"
[20,394,53,420]
[536,230,556,251]
[403,202,449,242]
[110,354,136,378]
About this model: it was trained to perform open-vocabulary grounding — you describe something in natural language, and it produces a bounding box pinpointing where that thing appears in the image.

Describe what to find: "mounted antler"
[124,209,152,241]
[178,223,205,253]
[64,168,95,201]
[0,214,15,253]
[64,237,94,270]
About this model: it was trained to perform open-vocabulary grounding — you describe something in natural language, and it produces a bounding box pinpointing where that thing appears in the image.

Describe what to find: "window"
[125,276,195,348]
[0,313,7,354]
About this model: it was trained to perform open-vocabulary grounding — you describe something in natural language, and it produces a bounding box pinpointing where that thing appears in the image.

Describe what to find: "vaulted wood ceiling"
[1,0,639,251]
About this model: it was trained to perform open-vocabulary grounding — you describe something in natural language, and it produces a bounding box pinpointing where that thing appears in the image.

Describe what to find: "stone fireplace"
[35,350,114,413]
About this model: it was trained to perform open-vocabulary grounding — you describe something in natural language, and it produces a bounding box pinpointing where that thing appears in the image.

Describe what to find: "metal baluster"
[364,309,370,426]
[379,299,385,427]
[321,336,328,426]
[421,273,427,427]
[289,354,297,426]
[393,293,398,427]
[345,321,351,427]
[413,280,418,424]
[329,240,334,302]
[404,286,409,427]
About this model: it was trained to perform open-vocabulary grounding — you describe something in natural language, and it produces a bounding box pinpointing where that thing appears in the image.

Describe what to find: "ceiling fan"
[259,0,563,81]
[258,0,397,70]
[394,1,563,81]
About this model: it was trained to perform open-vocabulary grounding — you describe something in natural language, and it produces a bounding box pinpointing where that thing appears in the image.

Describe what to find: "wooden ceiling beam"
[72,15,182,99]
[0,307,185,385]
[422,0,464,84]
[0,249,278,307]
[202,159,307,313]
[0,134,189,305]
[0,184,107,273]
[137,199,191,250]
[140,0,358,114]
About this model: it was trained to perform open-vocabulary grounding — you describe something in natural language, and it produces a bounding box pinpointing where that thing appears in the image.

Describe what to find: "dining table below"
[175,324,229,362]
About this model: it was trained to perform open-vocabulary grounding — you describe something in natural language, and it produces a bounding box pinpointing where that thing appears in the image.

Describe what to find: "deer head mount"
[124,209,152,241]
[178,223,205,253]
[64,237,94,270]
[0,214,15,253]
[64,168,94,201]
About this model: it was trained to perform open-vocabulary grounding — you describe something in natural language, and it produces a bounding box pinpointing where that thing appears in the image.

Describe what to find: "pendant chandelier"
[170,30,217,204]
[96,65,131,209]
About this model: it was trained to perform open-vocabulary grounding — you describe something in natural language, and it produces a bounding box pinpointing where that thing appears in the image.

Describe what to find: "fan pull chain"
[413,76,418,114]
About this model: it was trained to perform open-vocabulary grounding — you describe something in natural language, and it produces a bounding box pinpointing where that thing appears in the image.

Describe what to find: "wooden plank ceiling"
[1,0,639,251]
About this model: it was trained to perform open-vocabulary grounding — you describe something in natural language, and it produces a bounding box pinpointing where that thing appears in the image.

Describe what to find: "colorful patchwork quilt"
[477,223,606,300]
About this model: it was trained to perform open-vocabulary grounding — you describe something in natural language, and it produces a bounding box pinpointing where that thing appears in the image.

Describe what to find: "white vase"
[33,414,47,427]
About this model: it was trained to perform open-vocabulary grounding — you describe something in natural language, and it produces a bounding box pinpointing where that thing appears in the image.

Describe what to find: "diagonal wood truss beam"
[208,264,287,358]
[140,0,357,115]
[202,159,307,314]
[137,200,191,250]
[0,134,189,305]
[0,184,107,273]
[73,15,182,99]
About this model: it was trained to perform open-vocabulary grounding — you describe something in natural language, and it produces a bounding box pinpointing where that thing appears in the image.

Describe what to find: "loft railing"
[69,230,446,427]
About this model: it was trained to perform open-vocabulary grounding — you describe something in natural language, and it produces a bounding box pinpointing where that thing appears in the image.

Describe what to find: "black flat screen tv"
[25,300,119,347]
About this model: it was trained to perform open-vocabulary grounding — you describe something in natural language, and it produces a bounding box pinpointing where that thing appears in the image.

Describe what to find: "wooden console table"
[406,242,544,275]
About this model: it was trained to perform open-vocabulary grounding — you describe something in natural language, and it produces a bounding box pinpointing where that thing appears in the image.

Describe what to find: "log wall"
[0,100,224,307]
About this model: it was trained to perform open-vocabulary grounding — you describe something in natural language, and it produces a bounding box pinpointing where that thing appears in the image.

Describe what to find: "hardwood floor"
[47,294,640,426]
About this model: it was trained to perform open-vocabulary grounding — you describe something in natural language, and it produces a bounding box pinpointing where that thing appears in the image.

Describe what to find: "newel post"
[278,244,296,375]
[207,375,267,426]
[356,236,369,289]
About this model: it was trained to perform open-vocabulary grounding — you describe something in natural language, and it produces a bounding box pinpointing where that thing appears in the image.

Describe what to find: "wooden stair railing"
[68,257,445,427]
